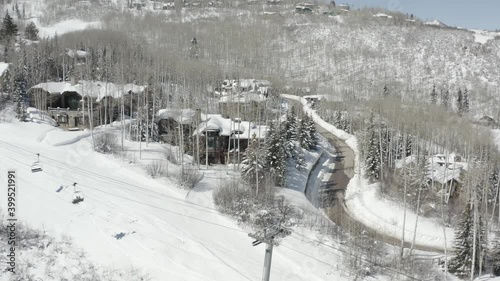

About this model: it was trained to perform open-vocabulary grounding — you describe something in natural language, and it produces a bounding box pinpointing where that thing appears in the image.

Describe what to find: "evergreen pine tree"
[14,3,21,19]
[13,49,28,120]
[306,114,318,150]
[364,114,381,181]
[430,84,437,104]
[442,89,450,109]
[405,134,413,157]
[265,123,286,187]
[1,12,18,38]
[241,133,265,189]
[281,119,295,159]
[449,202,486,278]
[463,88,470,113]
[383,85,389,97]
[25,21,38,41]
[457,88,463,115]
[332,110,341,127]
[284,106,297,141]
[298,116,311,150]
[1,68,11,94]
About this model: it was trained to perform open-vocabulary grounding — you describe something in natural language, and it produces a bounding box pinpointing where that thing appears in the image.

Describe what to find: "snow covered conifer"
[1,68,11,95]
[13,65,28,120]
[306,114,318,150]
[298,116,311,150]
[265,122,286,186]
[442,89,450,109]
[332,110,341,127]
[383,85,389,97]
[457,88,463,115]
[430,84,437,104]
[1,12,18,39]
[285,106,297,141]
[463,88,470,113]
[364,114,381,181]
[448,202,486,278]
[25,22,39,41]
[241,133,265,189]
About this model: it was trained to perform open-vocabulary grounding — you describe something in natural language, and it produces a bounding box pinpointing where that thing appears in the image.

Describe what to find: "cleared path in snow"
[285,96,446,254]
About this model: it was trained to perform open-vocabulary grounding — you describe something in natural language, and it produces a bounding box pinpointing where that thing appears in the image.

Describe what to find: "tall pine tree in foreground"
[265,123,286,187]
[241,133,265,190]
[448,202,486,278]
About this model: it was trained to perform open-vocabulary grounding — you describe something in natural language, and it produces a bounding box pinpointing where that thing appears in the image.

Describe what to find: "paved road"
[285,97,445,254]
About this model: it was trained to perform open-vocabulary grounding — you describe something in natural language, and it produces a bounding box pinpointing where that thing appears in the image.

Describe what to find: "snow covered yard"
[0,115,387,280]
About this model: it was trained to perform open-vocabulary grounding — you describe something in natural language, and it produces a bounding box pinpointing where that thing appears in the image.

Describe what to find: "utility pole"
[249,225,291,281]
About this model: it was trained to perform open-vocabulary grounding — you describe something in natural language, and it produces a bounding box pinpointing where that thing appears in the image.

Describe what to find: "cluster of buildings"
[19,75,273,164]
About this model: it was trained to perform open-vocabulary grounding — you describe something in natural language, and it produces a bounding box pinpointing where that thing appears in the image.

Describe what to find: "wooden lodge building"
[156,108,268,164]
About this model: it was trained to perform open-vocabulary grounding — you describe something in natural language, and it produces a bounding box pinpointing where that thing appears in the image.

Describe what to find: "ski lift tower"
[249,224,291,281]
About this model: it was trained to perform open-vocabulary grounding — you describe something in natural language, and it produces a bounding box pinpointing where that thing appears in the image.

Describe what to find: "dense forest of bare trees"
[1,2,500,279]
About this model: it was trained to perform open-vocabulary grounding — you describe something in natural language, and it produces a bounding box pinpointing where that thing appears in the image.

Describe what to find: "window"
[207,136,216,150]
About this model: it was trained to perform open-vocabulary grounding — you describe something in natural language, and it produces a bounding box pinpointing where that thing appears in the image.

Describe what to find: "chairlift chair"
[72,182,84,204]
[31,153,43,173]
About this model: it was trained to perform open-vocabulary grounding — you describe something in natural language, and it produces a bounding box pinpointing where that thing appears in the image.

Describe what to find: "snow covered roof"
[0,62,9,77]
[30,82,78,95]
[428,165,463,185]
[396,154,467,185]
[424,20,448,28]
[67,49,89,59]
[30,81,146,102]
[195,114,268,139]
[220,79,271,91]
[216,79,271,103]
[156,108,198,125]
[373,13,392,19]
[77,81,146,102]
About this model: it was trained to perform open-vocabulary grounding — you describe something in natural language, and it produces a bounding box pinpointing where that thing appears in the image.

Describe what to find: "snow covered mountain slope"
[0,119,376,280]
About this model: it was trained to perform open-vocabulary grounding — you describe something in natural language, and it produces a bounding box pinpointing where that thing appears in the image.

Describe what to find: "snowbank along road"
[284,96,446,254]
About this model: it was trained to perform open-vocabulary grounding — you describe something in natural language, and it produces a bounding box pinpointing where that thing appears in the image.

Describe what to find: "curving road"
[285,96,445,254]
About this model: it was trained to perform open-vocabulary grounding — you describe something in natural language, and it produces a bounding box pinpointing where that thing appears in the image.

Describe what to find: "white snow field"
[0,118,381,280]
[282,94,454,251]
[31,18,101,38]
